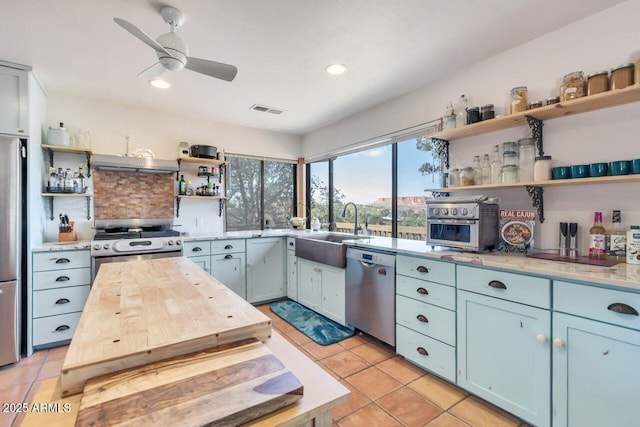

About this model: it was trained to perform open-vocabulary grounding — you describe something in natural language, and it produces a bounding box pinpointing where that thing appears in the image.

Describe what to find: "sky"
[311,139,439,205]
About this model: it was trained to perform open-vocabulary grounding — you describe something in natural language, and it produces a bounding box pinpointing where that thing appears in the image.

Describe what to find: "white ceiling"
[1,0,625,136]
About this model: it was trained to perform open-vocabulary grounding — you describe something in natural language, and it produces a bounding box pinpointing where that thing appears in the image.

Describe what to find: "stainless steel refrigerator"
[0,136,25,366]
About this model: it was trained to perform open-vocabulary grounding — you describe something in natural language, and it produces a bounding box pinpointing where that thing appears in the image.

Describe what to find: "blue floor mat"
[270,300,354,346]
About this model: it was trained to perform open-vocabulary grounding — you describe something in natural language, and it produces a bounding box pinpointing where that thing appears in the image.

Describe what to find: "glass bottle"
[64,168,74,192]
[482,154,491,184]
[472,155,482,185]
[56,168,64,191]
[442,102,456,130]
[179,174,186,195]
[455,95,468,128]
[490,145,502,184]
[517,138,535,182]
[606,210,626,261]
[589,212,607,259]
[78,166,85,193]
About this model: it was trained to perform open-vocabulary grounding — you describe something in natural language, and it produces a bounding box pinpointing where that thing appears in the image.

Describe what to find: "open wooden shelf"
[176,195,227,199]
[41,192,92,197]
[427,174,640,192]
[41,144,92,154]
[428,84,640,141]
[177,156,224,166]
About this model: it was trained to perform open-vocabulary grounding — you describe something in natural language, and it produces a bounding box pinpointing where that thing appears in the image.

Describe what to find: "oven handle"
[427,218,477,225]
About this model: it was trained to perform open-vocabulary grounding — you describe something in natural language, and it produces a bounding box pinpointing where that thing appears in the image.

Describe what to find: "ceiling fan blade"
[185,57,238,82]
[114,17,171,56]
[137,62,166,78]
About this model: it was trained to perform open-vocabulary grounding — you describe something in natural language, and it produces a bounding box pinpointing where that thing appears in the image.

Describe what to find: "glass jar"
[534,156,552,181]
[611,63,634,90]
[587,71,609,95]
[635,59,640,85]
[502,141,518,154]
[546,96,560,105]
[442,114,456,130]
[528,101,543,109]
[510,86,528,114]
[501,165,519,184]
[467,107,480,124]
[448,168,459,187]
[460,167,474,186]
[481,104,495,121]
[561,71,587,102]
[503,151,518,166]
[517,138,535,182]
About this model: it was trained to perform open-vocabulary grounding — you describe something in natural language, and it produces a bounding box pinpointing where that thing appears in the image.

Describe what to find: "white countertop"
[32,231,640,292]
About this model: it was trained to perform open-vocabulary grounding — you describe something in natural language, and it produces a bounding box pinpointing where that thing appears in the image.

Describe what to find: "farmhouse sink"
[295,233,369,268]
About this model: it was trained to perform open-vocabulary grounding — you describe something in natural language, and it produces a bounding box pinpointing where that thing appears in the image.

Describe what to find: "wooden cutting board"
[75,338,303,427]
[61,258,272,396]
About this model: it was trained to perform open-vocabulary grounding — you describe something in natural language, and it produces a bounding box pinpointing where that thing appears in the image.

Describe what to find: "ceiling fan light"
[149,79,171,89]
[326,63,347,75]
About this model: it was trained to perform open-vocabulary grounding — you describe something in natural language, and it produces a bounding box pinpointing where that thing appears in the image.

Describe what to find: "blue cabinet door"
[457,290,550,427]
[552,312,640,427]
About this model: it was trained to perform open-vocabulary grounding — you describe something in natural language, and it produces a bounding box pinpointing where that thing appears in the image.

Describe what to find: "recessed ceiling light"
[149,79,171,89]
[326,63,347,75]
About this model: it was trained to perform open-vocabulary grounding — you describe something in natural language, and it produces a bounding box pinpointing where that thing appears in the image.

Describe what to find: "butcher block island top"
[26,257,350,427]
[61,257,273,396]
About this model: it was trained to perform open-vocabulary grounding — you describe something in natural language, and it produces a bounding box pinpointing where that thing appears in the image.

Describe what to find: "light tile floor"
[0,304,530,427]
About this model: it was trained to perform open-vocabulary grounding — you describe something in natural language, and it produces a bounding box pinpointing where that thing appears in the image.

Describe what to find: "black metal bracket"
[175,196,181,217]
[428,137,450,170]
[525,185,544,223]
[85,196,91,220]
[219,199,225,217]
[176,159,182,181]
[526,116,544,157]
[430,191,450,198]
[44,195,91,220]
[176,196,225,218]
[45,148,92,177]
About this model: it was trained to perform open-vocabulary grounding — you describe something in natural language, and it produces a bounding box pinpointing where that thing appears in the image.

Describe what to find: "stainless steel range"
[91,219,182,279]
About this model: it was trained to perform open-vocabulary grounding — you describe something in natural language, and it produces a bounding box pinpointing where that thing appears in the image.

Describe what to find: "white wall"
[302,0,640,253]
[43,95,302,241]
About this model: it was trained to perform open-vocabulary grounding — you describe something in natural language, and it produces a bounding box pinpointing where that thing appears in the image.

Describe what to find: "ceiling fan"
[114,6,237,82]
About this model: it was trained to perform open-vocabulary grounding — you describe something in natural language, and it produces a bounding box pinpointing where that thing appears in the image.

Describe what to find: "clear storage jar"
[587,71,609,95]
[501,165,518,183]
[517,138,535,182]
[460,167,475,186]
[510,86,528,114]
[561,71,587,101]
[448,168,459,187]
[611,64,634,90]
[534,156,552,181]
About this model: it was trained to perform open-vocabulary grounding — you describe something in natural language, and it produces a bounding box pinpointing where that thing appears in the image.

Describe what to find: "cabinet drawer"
[554,281,640,331]
[211,239,245,254]
[396,255,455,286]
[396,295,455,345]
[33,268,91,291]
[396,275,455,310]
[286,237,295,251]
[457,265,550,309]
[396,325,455,382]
[33,250,90,272]
[33,312,82,347]
[33,286,91,318]
[182,241,211,256]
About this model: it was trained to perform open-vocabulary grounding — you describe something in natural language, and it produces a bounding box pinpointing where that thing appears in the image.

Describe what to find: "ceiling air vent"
[250,104,285,115]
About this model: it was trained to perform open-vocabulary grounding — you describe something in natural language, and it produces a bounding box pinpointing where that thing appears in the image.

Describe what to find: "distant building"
[373,196,425,207]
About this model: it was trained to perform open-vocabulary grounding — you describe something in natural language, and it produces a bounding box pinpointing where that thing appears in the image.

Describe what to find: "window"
[333,146,392,235]
[396,136,442,240]
[226,156,296,231]
[308,161,330,229]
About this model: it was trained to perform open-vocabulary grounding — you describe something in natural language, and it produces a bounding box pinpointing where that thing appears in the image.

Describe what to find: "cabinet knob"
[416,266,429,273]
[553,338,565,348]
[416,347,429,356]
[536,334,548,343]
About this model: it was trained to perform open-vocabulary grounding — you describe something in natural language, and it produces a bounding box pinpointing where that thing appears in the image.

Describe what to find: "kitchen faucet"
[341,202,361,235]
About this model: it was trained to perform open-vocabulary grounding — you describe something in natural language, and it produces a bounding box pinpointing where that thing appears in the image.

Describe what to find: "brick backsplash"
[93,170,174,219]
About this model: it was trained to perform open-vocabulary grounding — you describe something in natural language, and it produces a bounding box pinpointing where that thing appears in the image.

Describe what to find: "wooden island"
[23,257,349,427]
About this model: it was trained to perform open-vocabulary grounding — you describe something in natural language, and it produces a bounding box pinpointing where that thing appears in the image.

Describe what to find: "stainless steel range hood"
[92,154,178,173]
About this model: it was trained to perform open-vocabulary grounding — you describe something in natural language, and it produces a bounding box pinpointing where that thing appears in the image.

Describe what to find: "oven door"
[92,251,182,280]
[426,218,478,250]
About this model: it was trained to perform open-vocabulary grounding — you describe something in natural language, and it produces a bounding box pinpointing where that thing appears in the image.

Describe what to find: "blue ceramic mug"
[552,166,571,180]
[610,160,631,176]
[570,165,589,178]
[631,159,640,174]
[588,162,608,177]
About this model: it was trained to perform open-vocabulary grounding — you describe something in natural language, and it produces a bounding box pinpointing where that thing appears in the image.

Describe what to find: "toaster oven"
[426,201,499,251]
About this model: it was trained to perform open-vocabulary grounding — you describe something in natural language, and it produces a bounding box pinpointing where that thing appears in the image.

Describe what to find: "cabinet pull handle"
[488,280,507,289]
[192,247,202,252]
[54,325,70,332]
[416,287,429,295]
[224,254,233,259]
[224,245,233,250]
[416,347,429,356]
[607,303,639,316]
[55,276,70,282]
[55,258,71,264]
[416,266,429,273]
[416,314,429,323]
[55,298,70,305]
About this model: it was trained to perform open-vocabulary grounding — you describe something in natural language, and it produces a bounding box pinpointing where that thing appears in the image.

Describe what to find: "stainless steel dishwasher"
[346,247,396,346]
